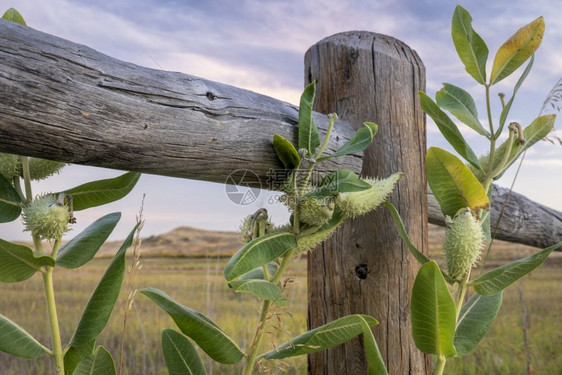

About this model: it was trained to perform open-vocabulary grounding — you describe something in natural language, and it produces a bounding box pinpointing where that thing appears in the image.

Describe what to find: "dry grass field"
[1,225,561,374]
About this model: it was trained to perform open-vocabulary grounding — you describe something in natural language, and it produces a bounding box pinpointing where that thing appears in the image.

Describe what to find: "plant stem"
[298,162,316,196]
[243,138,309,373]
[490,128,515,179]
[485,84,495,139]
[434,355,447,375]
[243,192,300,374]
[298,114,337,196]
[12,176,26,202]
[484,86,497,191]
[242,247,296,375]
[20,156,44,252]
[315,113,337,159]
[20,156,33,203]
[455,270,470,320]
[43,257,64,374]
[243,299,272,375]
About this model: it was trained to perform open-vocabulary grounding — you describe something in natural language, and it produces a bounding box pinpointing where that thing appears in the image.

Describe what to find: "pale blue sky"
[1,0,561,240]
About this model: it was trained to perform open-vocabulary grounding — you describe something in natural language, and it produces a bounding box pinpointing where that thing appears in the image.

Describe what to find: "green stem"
[43,245,64,374]
[51,239,61,258]
[455,270,470,320]
[12,176,26,202]
[315,113,337,159]
[490,128,515,179]
[434,355,447,375]
[243,195,300,374]
[485,85,495,139]
[484,87,497,189]
[243,299,272,375]
[298,114,337,196]
[298,163,315,196]
[20,156,33,203]
[242,248,296,375]
[20,157,44,252]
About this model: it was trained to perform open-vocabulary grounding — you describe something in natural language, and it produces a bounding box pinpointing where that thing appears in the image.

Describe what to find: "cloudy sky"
[1,0,561,241]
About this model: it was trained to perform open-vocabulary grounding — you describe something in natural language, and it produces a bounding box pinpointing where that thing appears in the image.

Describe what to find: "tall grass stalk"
[118,195,145,375]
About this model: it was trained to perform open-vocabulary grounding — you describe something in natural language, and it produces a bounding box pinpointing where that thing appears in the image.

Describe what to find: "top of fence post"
[305,31,431,374]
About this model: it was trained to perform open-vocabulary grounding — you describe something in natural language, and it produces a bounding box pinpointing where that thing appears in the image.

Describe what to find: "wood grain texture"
[429,185,562,249]
[306,32,431,374]
[0,19,361,186]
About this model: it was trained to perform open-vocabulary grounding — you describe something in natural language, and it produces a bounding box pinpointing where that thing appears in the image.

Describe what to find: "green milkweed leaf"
[57,212,121,268]
[224,232,297,281]
[308,169,371,198]
[384,201,430,265]
[162,329,207,375]
[229,279,283,301]
[471,243,562,295]
[436,83,488,137]
[0,239,54,283]
[451,5,488,84]
[261,314,378,359]
[384,201,456,284]
[419,92,482,170]
[454,292,502,357]
[298,81,320,156]
[73,346,115,375]
[0,313,47,358]
[273,134,300,170]
[237,263,278,281]
[62,172,140,211]
[411,261,456,358]
[473,114,556,181]
[0,174,21,223]
[64,340,96,375]
[69,224,138,346]
[358,316,388,375]
[490,17,544,85]
[426,147,489,217]
[2,8,26,25]
[141,288,245,364]
[327,122,378,159]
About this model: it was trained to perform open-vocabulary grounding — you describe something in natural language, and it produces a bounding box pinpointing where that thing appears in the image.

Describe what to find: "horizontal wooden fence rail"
[0,19,360,186]
[1,19,561,250]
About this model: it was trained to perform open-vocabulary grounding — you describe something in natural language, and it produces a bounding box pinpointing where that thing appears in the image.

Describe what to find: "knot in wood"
[355,264,369,280]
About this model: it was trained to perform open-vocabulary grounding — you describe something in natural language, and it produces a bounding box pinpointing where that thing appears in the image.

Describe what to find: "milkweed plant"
[0,9,142,375]
[386,5,562,374]
[142,80,399,374]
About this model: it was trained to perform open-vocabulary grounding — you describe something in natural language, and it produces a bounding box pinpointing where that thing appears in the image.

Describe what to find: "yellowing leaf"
[490,17,545,85]
[426,147,489,217]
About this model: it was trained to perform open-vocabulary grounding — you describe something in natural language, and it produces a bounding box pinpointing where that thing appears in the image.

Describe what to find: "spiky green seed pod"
[239,215,254,243]
[299,196,335,226]
[28,158,66,181]
[336,172,402,218]
[0,153,20,181]
[444,211,484,280]
[22,194,70,240]
[295,225,338,254]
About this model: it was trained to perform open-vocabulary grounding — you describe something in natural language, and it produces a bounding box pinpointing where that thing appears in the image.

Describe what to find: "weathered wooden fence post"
[306,32,431,374]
